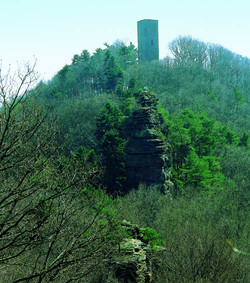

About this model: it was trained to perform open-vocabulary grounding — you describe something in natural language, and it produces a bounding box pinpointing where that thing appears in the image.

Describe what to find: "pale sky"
[1,0,250,80]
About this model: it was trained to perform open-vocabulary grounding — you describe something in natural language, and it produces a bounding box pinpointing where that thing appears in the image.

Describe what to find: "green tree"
[72,49,90,65]
[238,131,249,147]
[90,48,106,91]
[180,152,224,192]
[162,109,227,194]
[55,94,108,151]
[104,50,124,93]
[96,102,126,194]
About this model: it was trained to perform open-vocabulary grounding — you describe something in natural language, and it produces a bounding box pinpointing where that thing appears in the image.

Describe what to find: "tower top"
[137,19,159,61]
[138,19,158,22]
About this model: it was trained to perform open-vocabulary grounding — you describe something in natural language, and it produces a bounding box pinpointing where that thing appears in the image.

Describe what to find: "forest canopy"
[1,36,249,282]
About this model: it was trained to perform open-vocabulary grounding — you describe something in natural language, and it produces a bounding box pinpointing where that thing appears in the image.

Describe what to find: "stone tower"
[137,19,159,61]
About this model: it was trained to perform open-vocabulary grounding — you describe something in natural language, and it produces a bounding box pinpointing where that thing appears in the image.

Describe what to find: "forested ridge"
[1,36,249,282]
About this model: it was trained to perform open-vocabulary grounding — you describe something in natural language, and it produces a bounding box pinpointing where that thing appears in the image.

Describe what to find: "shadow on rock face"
[125,91,171,193]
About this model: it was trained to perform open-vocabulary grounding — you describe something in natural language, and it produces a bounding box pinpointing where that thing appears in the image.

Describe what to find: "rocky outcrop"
[113,220,166,283]
[125,91,171,192]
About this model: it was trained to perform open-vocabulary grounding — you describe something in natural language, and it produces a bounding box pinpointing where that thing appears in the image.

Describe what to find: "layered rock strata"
[114,220,166,283]
[125,91,170,192]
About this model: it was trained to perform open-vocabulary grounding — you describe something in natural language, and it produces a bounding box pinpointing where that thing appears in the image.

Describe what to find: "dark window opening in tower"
[151,40,154,46]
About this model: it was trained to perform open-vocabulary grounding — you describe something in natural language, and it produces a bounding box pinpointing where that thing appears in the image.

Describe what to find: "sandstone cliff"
[125,91,171,192]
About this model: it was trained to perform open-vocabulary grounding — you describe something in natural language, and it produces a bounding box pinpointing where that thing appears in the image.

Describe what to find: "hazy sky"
[1,0,250,80]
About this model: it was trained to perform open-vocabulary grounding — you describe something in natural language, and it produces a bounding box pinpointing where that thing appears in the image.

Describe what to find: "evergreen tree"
[180,152,224,192]
[238,131,249,147]
[104,50,123,93]
[96,102,126,193]
[161,108,228,194]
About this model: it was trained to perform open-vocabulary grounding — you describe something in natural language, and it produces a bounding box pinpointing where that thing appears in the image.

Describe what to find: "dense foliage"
[1,36,249,282]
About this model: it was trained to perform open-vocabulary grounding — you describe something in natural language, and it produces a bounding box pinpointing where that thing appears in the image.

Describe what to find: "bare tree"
[169,36,208,68]
[0,64,121,282]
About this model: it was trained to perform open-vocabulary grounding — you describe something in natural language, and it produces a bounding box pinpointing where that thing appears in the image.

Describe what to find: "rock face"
[125,91,171,192]
[114,220,165,283]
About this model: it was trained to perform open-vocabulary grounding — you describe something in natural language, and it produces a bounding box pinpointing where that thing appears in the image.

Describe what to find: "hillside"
[0,36,249,282]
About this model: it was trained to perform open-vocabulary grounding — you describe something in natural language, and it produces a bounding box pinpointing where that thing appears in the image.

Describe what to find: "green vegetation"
[95,102,126,193]
[118,186,249,282]
[1,36,249,282]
